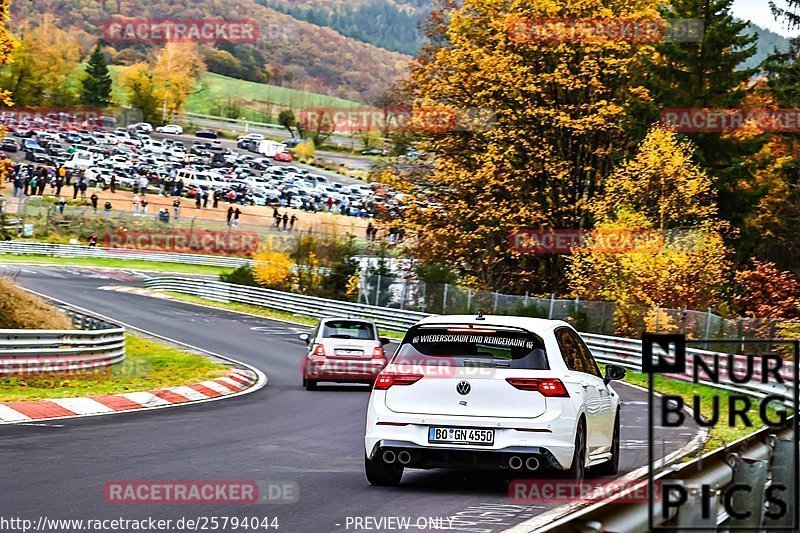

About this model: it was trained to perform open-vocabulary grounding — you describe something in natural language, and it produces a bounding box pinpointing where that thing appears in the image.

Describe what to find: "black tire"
[364,453,404,486]
[567,420,586,483]
[302,376,307,388]
[305,379,317,391]
[593,411,620,476]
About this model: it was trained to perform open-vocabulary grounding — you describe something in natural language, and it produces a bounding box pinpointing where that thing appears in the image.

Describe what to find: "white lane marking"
[198,380,235,395]
[120,392,171,407]
[168,386,209,401]
[46,397,115,415]
[0,404,31,422]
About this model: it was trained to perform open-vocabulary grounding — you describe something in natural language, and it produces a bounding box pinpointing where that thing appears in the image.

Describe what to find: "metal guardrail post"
[765,438,797,528]
[726,457,769,529]
[676,484,717,528]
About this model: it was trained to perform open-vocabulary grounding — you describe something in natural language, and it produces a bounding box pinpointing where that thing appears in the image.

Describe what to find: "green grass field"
[0,334,230,402]
[108,67,360,123]
[0,255,234,276]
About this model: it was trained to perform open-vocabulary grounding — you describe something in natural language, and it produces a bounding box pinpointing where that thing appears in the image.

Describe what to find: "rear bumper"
[305,358,385,383]
[365,400,578,470]
[368,439,568,471]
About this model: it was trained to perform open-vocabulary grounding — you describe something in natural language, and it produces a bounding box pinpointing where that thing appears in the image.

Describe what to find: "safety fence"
[0,241,253,268]
[0,308,126,374]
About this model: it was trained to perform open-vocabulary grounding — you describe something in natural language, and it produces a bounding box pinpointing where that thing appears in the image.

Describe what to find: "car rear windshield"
[322,321,376,340]
[394,326,548,370]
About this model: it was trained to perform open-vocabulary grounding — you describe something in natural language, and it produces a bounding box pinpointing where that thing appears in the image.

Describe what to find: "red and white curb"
[98,285,173,299]
[0,368,258,424]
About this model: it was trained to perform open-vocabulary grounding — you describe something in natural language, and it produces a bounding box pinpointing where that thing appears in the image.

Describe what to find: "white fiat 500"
[364,314,626,486]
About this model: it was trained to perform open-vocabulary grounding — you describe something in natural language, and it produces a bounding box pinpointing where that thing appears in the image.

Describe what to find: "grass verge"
[163,291,405,340]
[623,370,786,454]
[0,255,235,276]
[0,334,231,402]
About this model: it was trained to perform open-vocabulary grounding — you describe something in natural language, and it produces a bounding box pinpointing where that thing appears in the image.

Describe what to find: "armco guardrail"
[144,276,427,332]
[0,241,253,268]
[0,309,125,374]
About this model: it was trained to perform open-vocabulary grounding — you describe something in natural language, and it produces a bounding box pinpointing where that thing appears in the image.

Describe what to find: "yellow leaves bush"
[252,250,294,290]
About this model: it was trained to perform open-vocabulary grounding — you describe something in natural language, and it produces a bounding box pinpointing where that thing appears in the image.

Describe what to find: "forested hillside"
[9,0,410,102]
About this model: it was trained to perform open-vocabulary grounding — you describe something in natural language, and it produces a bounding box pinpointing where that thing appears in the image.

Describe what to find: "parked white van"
[64,150,97,171]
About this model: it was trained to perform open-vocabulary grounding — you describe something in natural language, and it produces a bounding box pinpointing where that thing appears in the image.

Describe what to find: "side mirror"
[380,337,391,346]
[298,333,310,344]
[604,364,626,385]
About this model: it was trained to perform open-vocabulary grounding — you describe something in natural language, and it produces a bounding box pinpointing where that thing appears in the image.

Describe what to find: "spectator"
[79,180,88,201]
[233,207,241,228]
[203,190,209,209]
[132,194,141,216]
[173,198,180,219]
[88,233,98,247]
[290,214,297,231]
[141,197,148,216]
[104,200,112,216]
[158,208,170,223]
[90,192,99,212]
[195,190,202,210]
[57,198,66,214]
[366,222,374,241]
[213,189,220,209]
[227,206,234,227]
[109,175,116,193]
[282,213,288,231]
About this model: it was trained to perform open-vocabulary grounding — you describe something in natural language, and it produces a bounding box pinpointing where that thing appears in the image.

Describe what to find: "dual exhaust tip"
[381,450,539,470]
[508,455,540,471]
[383,450,411,465]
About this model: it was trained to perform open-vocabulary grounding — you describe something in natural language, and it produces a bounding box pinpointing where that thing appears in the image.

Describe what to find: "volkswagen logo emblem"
[456,381,471,395]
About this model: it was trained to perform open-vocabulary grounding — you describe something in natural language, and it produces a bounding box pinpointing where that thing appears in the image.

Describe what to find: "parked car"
[274,151,293,162]
[1,138,19,152]
[361,149,387,156]
[156,124,184,135]
[363,314,626,486]
[195,129,219,139]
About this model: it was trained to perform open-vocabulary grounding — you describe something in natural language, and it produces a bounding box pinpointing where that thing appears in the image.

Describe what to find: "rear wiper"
[462,359,497,368]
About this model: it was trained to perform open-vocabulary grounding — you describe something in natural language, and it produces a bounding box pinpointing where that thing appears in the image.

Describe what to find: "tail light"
[372,347,385,359]
[506,378,569,397]
[312,344,326,357]
[374,372,423,390]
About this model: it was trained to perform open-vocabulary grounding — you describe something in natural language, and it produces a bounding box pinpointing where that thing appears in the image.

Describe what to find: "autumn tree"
[0,0,14,107]
[591,125,717,230]
[120,64,160,124]
[735,260,800,319]
[0,17,80,106]
[121,43,204,124]
[382,0,662,293]
[567,125,732,332]
[81,44,112,106]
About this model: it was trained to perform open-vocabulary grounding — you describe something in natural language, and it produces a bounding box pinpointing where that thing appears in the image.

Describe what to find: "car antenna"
[476,310,485,321]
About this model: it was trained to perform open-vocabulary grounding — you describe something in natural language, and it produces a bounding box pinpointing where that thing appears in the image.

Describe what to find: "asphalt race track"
[1,266,700,533]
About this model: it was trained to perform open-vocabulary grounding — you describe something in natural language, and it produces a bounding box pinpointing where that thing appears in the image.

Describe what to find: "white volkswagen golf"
[364,314,626,485]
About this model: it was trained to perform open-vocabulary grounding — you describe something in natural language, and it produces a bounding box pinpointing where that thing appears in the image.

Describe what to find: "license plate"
[334,349,364,356]
[428,427,495,446]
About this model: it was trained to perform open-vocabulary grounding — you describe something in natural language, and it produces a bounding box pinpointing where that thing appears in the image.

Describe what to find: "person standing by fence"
[233,207,241,228]
[90,192,99,212]
[104,200,112,216]
[173,197,180,220]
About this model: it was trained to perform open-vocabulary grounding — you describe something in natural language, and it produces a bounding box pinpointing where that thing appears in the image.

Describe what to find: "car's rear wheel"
[364,453,404,486]
[594,411,620,476]
[567,420,586,483]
